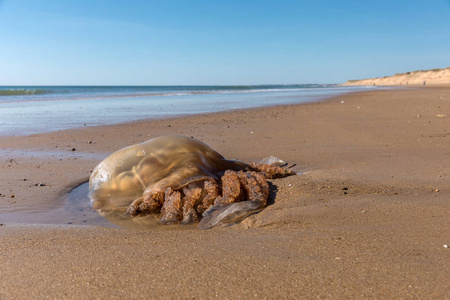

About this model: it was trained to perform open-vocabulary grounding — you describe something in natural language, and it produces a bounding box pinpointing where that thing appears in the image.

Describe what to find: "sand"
[1,87,450,298]
[342,67,450,86]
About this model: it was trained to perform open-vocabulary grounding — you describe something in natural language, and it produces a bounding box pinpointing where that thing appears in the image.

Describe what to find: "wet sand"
[1,87,450,298]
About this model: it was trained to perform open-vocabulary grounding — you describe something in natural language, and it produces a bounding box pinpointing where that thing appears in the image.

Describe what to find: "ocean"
[0,85,375,136]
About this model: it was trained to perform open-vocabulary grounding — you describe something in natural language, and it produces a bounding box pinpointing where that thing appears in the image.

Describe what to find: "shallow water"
[65,182,119,227]
[0,182,118,228]
[0,181,192,230]
[0,85,377,136]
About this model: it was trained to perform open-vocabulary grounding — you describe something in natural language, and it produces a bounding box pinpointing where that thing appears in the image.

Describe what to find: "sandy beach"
[1,87,450,298]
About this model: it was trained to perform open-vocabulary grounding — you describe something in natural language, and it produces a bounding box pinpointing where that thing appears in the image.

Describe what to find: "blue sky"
[0,0,449,85]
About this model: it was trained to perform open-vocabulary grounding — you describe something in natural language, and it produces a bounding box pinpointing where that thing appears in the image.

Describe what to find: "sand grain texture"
[1,87,450,299]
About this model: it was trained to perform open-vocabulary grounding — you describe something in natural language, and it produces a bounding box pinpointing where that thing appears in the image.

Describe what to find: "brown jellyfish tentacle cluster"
[89,135,295,227]
[125,167,287,225]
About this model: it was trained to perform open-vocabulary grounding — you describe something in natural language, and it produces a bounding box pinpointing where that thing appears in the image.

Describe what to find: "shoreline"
[0,85,375,136]
[1,87,450,298]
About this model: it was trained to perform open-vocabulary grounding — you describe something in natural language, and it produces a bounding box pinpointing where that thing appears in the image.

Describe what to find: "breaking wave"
[0,88,53,96]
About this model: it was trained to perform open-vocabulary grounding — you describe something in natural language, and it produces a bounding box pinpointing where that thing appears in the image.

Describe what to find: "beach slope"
[1,87,450,298]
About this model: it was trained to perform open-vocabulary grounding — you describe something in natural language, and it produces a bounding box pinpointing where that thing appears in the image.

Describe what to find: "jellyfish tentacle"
[237,171,269,207]
[197,179,219,214]
[248,162,296,179]
[180,184,203,224]
[160,188,183,223]
[214,170,244,205]
[126,189,164,216]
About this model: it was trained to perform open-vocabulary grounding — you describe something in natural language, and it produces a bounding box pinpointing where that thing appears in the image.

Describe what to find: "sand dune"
[343,67,450,86]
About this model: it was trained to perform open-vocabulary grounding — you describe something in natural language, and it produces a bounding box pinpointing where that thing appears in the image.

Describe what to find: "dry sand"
[1,87,450,298]
[343,67,450,86]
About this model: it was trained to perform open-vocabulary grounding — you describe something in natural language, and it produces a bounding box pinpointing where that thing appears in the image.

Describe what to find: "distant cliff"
[342,67,450,86]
